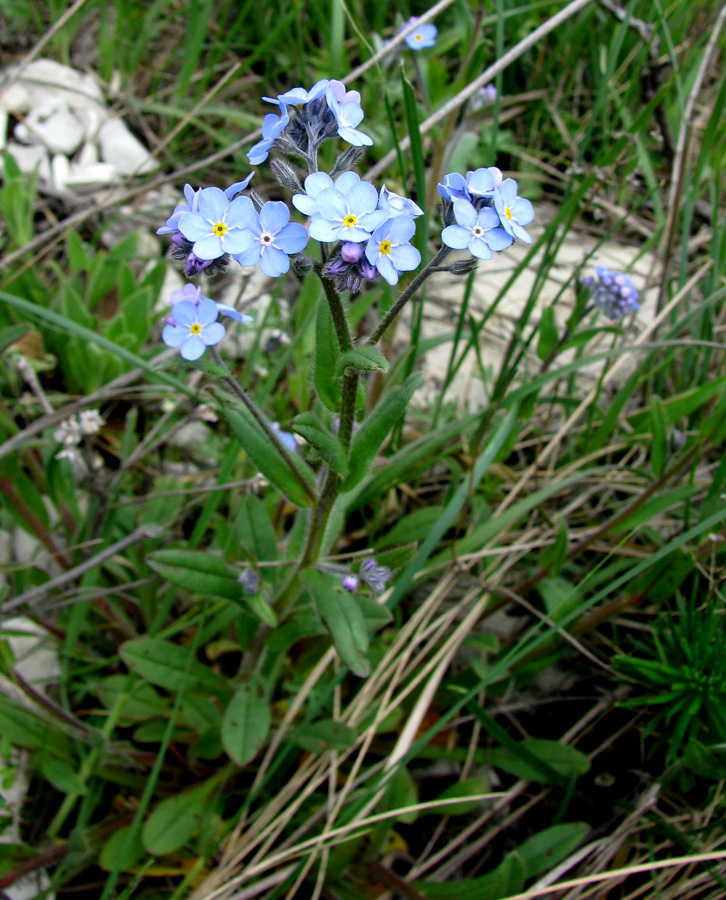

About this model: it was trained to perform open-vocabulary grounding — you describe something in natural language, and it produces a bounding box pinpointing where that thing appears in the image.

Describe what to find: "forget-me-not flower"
[402,17,437,49]
[442,200,513,259]
[178,188,256,260]
[325,80,373,147]
[493,179,535,243]
[162,296,226,361]
[309,173,386,243]
[247,100,290,166]
[365,216,421,286]
[157,176,253,236]
[360,558,392,593]
[167,283,253,325]
[233,200,308,277]
[378,185,424,218]
[292,171,336,217]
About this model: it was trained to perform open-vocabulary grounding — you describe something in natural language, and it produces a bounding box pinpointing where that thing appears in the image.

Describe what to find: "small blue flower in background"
[378,185,424,219]
[360,558,391,594]
[271,422,297,453]
[248,100,290,166]
[162,296,226,361]
[238,567,261,593]
[583,267,640,321]
[157,176,253,236]
[233,200,308,277]
[402,17,437,50]
[309,173,386,243]
[272,80,330,107]
[178,187,256,260]
[442,199,513,259]
[167,283,253,324]
[494,179,535,243]
[326,80,373,147]
[365,216,421,286]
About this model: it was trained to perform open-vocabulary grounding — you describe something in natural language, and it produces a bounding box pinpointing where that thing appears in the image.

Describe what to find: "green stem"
[209,347,317,505]
[316,265,353,352]
[366,245,451,346]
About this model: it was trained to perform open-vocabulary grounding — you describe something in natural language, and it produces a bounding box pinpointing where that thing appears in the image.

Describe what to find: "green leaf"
[38,758,87,795]
[99,826,146,873]
[293,412,348,476]
[302,568,370,677]
[536,306,558,360]
[489,739,591,782]
[142,781,215,855]
[614,484,697,533]
[234,494,278,561]
[0,693,74,759]
[336,346,390,375]
[294,720,357,753]
[219,396,318,508]
[539,519,568,577]
[315,298,342,411]
[221,681,271,766]
[355,595,394,631]
[517,822,589,877]
[120,638,229,699]
[415,854,525,900]
[342,373,422,490]
[650,395,668,477]
[375,506,445,550]
[427,777,492,816]
[0,324,30,352]
[148,549,243,599]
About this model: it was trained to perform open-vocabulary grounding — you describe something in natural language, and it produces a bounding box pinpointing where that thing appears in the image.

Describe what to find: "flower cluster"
[439,167,535,259]
[342,558,392,594]
[294,172,422,288]
[582,267,640,321]
[161,283,252,360]
[248,79,373,166]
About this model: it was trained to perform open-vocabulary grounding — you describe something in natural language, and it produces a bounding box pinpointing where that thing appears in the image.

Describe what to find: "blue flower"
[162,296,226,361]
[493,179,535,243]
[378,185,424,218]
[365,216,421,286]
[271,422,297,453]
[157,177,253,236]
[437,172,471,203]
[247,100,290,166]
[232,201,308,277]
[360,558,391,594]
[402,17,437,50]
[441,200,513,259]
[437,167,502,205]
[309,173,386,242]
[325,80,373,147]
[271,80,330,107]
[167,284,253,327]
[584,267,640,321]
[178,187,256,260]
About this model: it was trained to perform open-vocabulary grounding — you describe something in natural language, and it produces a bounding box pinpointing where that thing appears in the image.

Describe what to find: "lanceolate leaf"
[336,346,390,375]
[302,568,370,677]
[221,681,271,766]
[120,638,230,699]
[315,299,342,411]
[292,412,348,476]
[342,373,422,490]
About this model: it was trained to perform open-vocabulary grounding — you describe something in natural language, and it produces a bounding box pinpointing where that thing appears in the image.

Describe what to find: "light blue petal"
[221,229,255,255]
[337,125,373,146]
[181,335,206,361]
[484,227,514,251]
[498,179,518,206]
[334,171,360,194]
[260,247,290,277]
[376,255,399,286]
[173,301,199,327]
[183,184,195,205]
[347,181,378,214]
[513,198,535,225]
[364,237,379,265]
[388,215,416,243]
[338,225,372,242]
[388,243,421,271]
[234,245,261,267]
[216,303,253,322]
[315,188,346,221]
[162,324,187,347]
[467,168,496,196]
[477,208,500,230]
[292,194,318,216]
[305,172,334,196]
[259,201,290,234]
[225,196,257,229]
[192,234,224,260]
[197,296,220,326]
[224,174,253,198]
[197,187,228,222]
[510,223,532,244]
[201,322,226,345]
[247,140,272,166]
[453,199,477,229]
[469,238,493,260]
[358,209,388,232]
[338,100,364,129]
[275,222,308,254]
[178,212,211,242]
[441,224,471,250]
[309,217,341,242]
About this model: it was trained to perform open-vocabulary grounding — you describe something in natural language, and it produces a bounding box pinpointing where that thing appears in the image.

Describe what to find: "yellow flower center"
[343,214,358,228]
[505,207,513,221]
[213,221,228,236]
[415,34,422,40]
[380,239,392,255]
[190,323,202,335]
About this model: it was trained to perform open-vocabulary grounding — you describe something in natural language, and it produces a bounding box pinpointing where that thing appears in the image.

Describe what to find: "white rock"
[17,102,85,155]
[98,116,158,176]
[0,108,7,150]
[65,161,117,190]
[5,141,51,182]
[77,141,98,166]
[51,153,71,192]
[0,80,32,114]
[2,617,61,685]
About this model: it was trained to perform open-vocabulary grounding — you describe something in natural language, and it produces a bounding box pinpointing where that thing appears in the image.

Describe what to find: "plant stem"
[316,265,353,352]
[366,245,451,345]
[209,347,317,505]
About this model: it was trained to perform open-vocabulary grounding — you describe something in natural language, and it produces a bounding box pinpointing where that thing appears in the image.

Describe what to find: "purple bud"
[184,253,213,278]
[341,241,364,263]
[360,259,377,281]
[238,567,260,593]
[171,232,189,248]
[342,575,359,593]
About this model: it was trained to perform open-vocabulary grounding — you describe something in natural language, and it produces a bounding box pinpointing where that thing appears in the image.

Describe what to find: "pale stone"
[0,108,7,150]
[97,116,159,176]
[5,141,51,182]
[51,153,71,192]
[2,617,61,685]
[77,141,99,166]
[0,80,32,113]
[65,161,117,190]
[17,102,85,155]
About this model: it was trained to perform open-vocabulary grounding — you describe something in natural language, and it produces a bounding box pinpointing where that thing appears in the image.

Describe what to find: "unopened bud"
[292,254,315,275]
[449,258,479,276]
[270,158,303,193]
[330,147,364,177]
[341,241,364,263]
